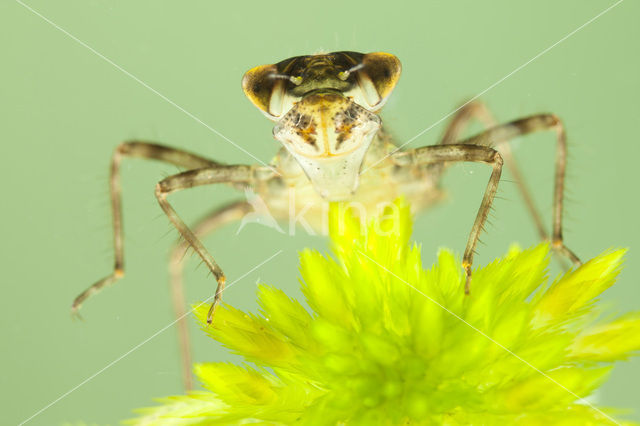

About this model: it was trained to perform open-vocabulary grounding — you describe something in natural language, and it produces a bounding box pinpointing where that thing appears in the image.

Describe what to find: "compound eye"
[355,52,402,110]
[242,64,286,120]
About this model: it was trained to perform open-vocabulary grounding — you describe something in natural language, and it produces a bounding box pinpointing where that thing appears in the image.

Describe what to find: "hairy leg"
[72,141,220,314]
[439,101,547,241]
[393,144,503,293]
[458,114,580,265]
[155,165,274,324]
[169,201,252,390]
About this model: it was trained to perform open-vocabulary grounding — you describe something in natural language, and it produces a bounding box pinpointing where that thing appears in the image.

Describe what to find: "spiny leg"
[169,201,252,391]
[439,101,548,242]
[393,144,503,293]
[458,114,581,265]
[155,165,268,324]
[72,141,220,315]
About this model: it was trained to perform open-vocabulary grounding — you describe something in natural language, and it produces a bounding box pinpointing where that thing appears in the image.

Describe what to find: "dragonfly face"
[242,51,401,201]
[273,92,381,200]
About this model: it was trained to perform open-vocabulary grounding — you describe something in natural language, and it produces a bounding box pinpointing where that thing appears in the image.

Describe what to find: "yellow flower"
[132,200,639,425]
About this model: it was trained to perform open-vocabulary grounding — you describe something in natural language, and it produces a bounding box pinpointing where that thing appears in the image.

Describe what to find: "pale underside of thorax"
[252,131,445,233]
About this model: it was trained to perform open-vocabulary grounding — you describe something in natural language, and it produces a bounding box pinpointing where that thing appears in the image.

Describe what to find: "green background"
[2,0,638,424]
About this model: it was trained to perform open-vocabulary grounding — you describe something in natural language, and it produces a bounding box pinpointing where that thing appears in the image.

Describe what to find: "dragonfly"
[71,51,581,390]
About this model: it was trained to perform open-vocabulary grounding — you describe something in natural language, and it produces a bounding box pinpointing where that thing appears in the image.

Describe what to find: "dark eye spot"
[298,114,312,129]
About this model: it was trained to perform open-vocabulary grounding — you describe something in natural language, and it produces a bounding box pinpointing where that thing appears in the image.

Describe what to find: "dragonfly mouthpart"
[273,92,381,201]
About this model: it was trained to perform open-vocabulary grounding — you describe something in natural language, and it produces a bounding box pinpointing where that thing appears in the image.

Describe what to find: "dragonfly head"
[242,51,401,201]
